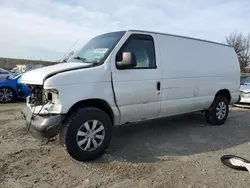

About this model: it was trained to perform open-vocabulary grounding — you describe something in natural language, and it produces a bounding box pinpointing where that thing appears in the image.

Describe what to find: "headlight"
[44,89,59,103]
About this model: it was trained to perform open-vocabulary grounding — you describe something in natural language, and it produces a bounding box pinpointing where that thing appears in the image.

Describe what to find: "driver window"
[117,34,156,69]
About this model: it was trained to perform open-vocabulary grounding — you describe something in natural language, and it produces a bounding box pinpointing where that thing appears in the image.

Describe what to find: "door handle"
[157,81,161,91]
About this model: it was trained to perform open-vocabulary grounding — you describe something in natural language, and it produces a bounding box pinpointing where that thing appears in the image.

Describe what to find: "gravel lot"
[1,103,250,188]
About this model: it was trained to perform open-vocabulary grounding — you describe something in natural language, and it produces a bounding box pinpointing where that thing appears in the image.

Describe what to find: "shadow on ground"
[95,108,250,163]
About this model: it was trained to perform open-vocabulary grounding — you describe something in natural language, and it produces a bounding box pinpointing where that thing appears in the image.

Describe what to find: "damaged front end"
[21,84,64,140]
[26,85,44,106]
[18,62,93,140]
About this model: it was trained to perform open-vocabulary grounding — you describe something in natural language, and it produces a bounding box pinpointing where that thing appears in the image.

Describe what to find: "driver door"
[111,33,162,124]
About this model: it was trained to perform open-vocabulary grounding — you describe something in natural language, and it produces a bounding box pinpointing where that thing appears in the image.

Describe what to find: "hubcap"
[0,88,13,102]
[216,101,227,120]
[76,120,105,151]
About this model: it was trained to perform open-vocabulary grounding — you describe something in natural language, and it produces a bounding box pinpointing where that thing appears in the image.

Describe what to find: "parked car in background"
[240,75,248,84]
[0,74,30,103]
[0,68,14,81]
[238,76,250,104]
[10,64,45,74]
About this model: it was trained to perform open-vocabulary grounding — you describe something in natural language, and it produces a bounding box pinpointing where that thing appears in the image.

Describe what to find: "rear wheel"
[205,95,229,125]
[60,107,113,161]
[0,87,15,103]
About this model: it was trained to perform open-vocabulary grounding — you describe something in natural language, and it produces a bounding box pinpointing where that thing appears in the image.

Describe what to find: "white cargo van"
[21,30,240,161]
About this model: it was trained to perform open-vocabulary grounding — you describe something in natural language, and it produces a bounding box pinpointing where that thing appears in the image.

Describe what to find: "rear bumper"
[238,98,250,104]
[21,106,64,139]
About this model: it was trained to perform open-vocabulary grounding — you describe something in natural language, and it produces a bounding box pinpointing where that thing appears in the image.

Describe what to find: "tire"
[60,107,113,162]
[205,95,229,125]
[0,87,16,103]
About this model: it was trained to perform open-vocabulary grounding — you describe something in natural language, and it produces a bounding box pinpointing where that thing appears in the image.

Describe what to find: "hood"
[0,79,9,85]
[240,84,250,93]
[20,62,92,85]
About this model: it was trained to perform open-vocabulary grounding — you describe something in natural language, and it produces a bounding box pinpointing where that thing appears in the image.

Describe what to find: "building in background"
[0,57,57,71]
[11,64,45,73]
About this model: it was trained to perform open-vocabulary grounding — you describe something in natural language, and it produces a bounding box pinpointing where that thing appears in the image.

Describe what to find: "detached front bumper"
[21,106,64,139]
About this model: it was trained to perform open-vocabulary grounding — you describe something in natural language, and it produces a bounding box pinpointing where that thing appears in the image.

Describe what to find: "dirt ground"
[1,103,250,188]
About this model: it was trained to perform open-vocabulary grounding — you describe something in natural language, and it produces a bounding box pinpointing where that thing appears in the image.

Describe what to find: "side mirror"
[6,76,10,80]
[116,52,137,69]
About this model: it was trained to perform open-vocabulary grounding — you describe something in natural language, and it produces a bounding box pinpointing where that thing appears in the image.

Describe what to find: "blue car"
[0,74,31,103]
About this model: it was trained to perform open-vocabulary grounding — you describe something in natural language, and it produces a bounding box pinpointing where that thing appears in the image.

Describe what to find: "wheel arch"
[215,89,231,103]
[67,99,114,124]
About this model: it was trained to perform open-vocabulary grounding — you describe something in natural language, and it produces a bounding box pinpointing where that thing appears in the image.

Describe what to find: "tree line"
[225,32,250,73]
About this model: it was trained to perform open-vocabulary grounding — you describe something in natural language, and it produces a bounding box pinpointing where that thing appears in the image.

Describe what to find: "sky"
[0,0,250,61]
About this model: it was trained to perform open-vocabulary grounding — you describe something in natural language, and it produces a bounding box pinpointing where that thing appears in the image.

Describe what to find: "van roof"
[127,29,231,48]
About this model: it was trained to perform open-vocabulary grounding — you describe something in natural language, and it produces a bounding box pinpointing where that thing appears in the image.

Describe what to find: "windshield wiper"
[74,56,87,62]
[91,61,100,64]
[73,56,101,66]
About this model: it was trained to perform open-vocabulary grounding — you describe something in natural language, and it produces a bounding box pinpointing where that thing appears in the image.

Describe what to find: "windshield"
[243,77,250,85]
[68,31,126,64]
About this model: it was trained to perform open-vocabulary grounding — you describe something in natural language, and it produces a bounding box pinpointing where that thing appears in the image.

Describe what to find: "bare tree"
[225,32,250,72]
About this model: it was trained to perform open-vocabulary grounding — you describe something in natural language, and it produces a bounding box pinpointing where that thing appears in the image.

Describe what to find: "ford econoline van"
[21,30,240,161]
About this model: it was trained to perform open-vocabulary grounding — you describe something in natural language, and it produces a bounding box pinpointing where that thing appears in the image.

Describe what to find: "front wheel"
[205,95,229,125]
[0,87,15,103]
[60,107,113,162]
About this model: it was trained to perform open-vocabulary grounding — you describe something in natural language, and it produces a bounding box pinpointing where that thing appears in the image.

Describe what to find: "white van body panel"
[153,33,240,117]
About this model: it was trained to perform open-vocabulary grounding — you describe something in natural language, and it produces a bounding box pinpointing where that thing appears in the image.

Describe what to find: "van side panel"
[156,33,240,117]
